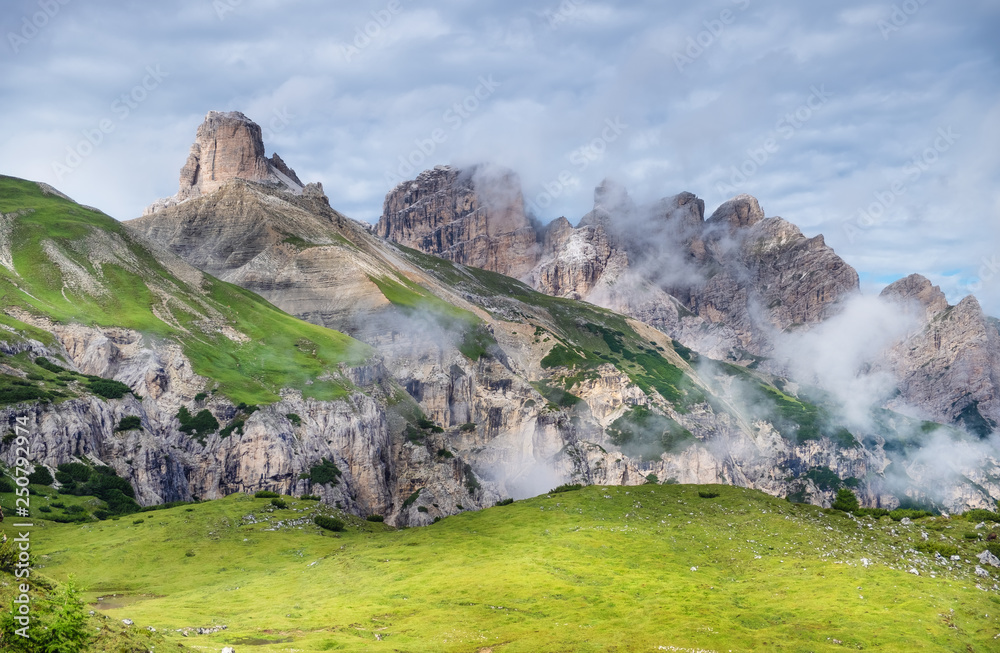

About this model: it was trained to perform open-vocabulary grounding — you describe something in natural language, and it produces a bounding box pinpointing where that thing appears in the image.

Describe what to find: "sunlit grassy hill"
[7,483,1000,652]
[0,176,369,405]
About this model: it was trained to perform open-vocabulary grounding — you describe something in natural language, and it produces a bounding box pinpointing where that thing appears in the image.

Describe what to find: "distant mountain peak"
[143,110,309,216]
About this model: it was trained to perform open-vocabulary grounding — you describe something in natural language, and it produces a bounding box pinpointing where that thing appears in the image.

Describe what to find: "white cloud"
[0,0,996,314]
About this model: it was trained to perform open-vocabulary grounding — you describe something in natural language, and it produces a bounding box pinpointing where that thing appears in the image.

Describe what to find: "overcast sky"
[1,0,998,314]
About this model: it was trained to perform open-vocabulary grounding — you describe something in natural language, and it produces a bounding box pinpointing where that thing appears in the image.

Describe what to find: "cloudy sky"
[2,0,998,314]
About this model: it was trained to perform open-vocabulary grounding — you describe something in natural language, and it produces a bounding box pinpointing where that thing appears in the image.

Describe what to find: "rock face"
[879,275,1000,433]
[143,111,305,215]
[377,167,861,359]
[376,165,539,278]
[125,174,979,515]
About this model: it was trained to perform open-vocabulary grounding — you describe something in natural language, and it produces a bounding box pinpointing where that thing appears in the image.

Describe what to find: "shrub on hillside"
[301,458,342,486]
[495,498,514,506]
[314,515,345,532]
[254,490,280,498]
[114,415,143,432]
[366,514,385,522]
[176,406,219,440]
[0,578,90,652]
[889,508,935,521]
[549,483,583,494]
[300,494,320,501]
[87,378,132,400]
[27,465,54,486]
[270,498,288,509]
[916,541,958,557]
[963,509,1000,523]
[698,490,720,499]
[831,488,860,513]
[854,507,891,518]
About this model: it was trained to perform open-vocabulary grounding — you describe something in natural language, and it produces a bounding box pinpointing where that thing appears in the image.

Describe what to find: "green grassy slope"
[14,484,1000,652]
[0,176,370,404]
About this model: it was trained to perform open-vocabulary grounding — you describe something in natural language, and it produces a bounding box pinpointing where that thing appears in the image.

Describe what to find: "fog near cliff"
[769,295,921,428]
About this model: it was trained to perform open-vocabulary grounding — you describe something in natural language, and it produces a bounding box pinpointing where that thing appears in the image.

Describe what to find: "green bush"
[987,544,1000,559]
[831,488,860,513]
[1,578,90,652]
[436,448,454,459]
[176,406,219,440]
[964,532,981,540]
[459,422,476,432]
[254,490,280,498]
[404,424,425,443]
[38,505,52,513]
[219,418,245,439]
[698,490,720,499]
[56,462,92,483]
[314,515,345,532]
[27,465,54,486]
[34,356,64,373]
[300,494,320,501]
[87,378,132,400]
[916,541,959,557]
[194,392,208,402]
[463,463,481,494]
[114,415,143,432]
[402,489,421,509]
[301,458,342,486]
[65,505,86,514]
[417,506,428,513]
[963,509,1000,523]
[855,508,891,519]
[550,483,583,494]
[366,514,385,522]
[496,498,514,506]
[286,413,302,426]
[270,498,288,509]
[133,519,144,524]
[889,508,935,521]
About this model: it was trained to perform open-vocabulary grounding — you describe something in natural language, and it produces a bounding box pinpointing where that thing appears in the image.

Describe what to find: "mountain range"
[1,110,997,524]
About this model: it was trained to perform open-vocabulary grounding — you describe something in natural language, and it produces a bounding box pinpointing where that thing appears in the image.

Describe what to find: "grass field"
[6,484,1000,652]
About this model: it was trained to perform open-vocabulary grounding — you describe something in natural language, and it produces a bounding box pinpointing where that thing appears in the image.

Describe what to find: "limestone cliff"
[143,111,305,215]
[879,275,1000,433]
[376,165,539,278]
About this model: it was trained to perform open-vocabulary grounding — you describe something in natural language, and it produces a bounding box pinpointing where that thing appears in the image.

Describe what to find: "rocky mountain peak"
[880,273,950,318]
[705,194,765,234]
[375,164,539,278]
[143,110,305,216]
